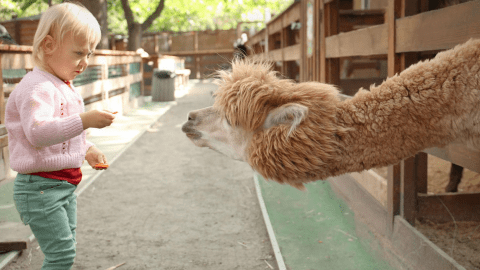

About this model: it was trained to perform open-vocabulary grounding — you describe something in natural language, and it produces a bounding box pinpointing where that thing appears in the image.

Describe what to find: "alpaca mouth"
[181,124,201,140]
[185,132,201,140]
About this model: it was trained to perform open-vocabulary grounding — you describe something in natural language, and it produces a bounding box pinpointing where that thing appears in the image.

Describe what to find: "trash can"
[152,69,176,102]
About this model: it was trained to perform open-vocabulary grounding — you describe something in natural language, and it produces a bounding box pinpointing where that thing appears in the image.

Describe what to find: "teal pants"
[13,174,78,270]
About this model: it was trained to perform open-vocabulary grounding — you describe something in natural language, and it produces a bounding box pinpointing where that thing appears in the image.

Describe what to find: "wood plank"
[396,0,480,53]
[401,155,420,225]
[325,24,388,58]
[0,134,8,148]
[168,49,234,56]
[0,241,27,253]
[0,44,33,53]
[282,1,301,27]
[268,18,283,35]
[417,192,480,222]
[1,53,34,69]
[391,216,466,270]
[338,9,385,33]
[248,29,265,46]
[329,172,465,270]
[267,48,283,62]
[0,54,4,124]
[423,144,480,174]
[387,163,401,234]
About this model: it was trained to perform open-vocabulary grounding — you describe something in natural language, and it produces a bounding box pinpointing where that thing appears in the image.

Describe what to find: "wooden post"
[101,56,109,109]
[386,0,428,229]
[14,19,21,45]
[387,163,401,233]
[300,0,305,81]
[281,12,285,76]
[194,32,200,79]
[315,0,321,82]
[324,0,340,85]
[387,0,401,78]
[154,34,159,54]
[0,53,4,124]
[140,58,145,97]
[386,0,402,235]
[320,0,326,83]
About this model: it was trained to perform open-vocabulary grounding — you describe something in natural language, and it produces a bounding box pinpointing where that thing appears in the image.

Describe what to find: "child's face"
[44,31,94,82]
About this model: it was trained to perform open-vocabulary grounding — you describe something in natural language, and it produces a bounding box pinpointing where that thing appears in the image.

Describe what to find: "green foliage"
[0,0,62,21]
[1,0,294,34]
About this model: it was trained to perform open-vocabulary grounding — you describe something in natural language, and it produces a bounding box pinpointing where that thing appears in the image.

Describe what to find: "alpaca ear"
[263,103,308,135]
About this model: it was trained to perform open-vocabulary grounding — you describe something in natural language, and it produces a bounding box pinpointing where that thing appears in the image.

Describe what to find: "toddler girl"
[5,2,115,269]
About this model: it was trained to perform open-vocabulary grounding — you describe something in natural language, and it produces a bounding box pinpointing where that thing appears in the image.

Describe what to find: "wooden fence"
[247,0,387,93]
[0,44,145,182]
[247,0,480,268]
[1,15,40,46]
[142,30,237,79]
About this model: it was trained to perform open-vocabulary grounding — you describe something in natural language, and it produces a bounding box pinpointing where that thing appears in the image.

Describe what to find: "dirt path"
[4,81,277,270]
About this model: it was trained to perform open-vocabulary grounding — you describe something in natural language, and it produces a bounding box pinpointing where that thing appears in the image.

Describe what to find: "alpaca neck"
[332,80,455,176]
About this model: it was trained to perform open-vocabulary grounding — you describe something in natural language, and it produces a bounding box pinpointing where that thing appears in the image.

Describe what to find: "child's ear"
[42,35,57,55]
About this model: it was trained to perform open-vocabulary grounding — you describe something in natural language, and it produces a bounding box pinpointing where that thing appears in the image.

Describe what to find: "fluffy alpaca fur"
[184,38,480,189]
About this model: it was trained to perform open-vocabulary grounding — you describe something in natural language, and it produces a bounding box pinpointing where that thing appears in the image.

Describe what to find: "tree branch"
[120,0,135,27]
[141,0,166,31]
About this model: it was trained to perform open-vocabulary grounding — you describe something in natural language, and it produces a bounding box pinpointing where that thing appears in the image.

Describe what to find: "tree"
[78,0,109,49]
[120,0,165,51]
[1,0,294,51]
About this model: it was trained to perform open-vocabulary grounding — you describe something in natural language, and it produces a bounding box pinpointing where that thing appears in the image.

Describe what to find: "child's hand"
[85,146,108,170]
[80,110,115,129]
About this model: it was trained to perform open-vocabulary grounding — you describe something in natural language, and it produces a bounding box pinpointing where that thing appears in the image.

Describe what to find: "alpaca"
[182,39,480,189]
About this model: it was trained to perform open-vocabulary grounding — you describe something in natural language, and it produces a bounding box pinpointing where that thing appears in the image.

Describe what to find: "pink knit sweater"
[6,67,94,174]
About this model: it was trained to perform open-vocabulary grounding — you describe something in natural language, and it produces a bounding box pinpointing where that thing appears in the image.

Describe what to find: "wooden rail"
[247,2,480,267]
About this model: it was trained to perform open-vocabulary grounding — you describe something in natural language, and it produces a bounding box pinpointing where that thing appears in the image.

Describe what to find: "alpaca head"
[182,59,341,188]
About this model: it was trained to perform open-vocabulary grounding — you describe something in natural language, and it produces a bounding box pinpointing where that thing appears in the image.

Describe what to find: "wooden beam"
[417,192,480,222]
[396,0,480,53]
[0,241,27,253]
[0,44,33,53]
[161,49,235,56]
[325,24,388,58]
[1,53,34,69]
[424,144,480,174]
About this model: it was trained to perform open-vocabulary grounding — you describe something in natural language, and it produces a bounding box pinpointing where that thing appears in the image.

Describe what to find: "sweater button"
[40,191,44,194]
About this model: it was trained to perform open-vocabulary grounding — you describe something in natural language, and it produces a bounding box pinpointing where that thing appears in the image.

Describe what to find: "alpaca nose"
[187,112,196,121]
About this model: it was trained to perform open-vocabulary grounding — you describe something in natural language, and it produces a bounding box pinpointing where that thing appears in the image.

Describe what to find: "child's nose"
[79,56,89,67]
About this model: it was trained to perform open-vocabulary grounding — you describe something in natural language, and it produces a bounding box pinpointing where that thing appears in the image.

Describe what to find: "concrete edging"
[253,173,287,270]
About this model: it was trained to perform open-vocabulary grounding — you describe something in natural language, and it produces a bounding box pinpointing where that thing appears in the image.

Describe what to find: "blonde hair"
[32,1,101,68]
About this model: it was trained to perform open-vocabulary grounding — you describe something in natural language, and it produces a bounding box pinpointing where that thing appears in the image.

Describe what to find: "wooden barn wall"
[2,19,39,46]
